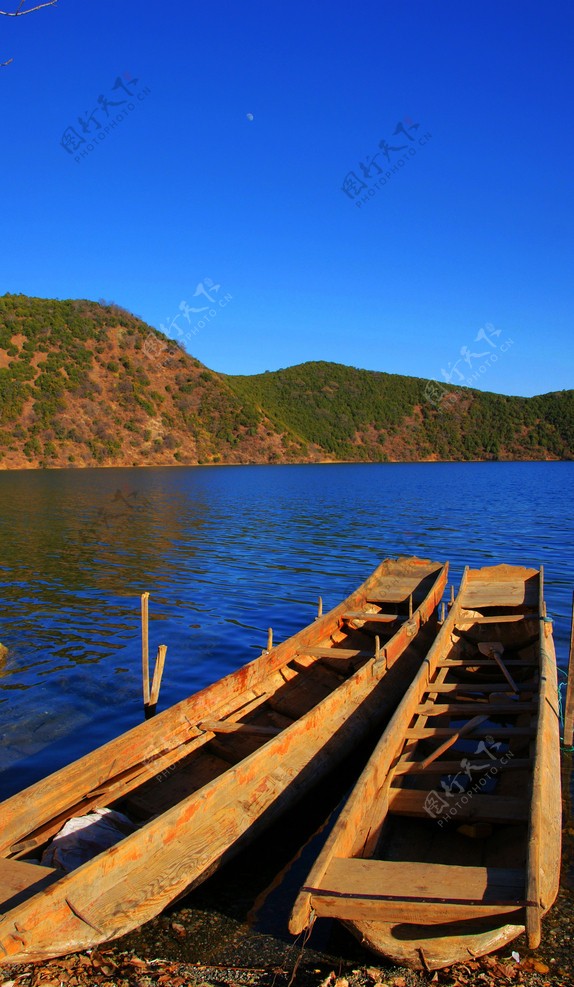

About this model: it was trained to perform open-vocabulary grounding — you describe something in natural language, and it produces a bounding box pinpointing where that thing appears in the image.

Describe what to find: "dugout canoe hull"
[290,564,561,971]
[0,556,447,964]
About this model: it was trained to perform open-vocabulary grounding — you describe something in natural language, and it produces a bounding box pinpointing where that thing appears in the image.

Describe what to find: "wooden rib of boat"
[290,564,561,971]
[0,556,447,965]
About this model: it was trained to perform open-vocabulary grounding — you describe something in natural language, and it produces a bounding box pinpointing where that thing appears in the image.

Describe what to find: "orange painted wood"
[0,556,448,965]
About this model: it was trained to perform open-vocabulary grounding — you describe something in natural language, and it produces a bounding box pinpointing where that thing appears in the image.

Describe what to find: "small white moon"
[246,113,254,121]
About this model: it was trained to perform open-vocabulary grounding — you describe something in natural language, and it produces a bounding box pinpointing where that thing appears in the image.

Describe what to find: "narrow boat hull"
[0,557,447,964]
[290,564,562,971]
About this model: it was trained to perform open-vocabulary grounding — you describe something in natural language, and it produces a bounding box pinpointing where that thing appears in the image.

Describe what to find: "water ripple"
[0,462,572,797]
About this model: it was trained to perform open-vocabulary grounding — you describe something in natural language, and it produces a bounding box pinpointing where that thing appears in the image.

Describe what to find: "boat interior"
[337,574,544,940]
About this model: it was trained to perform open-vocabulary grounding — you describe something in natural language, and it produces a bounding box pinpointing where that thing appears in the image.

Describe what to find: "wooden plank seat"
[198,719,282,737]
[436,659,538,667]
[343,612,407,623]
[305,858,526,923]
[414,701,537,716]
[365,581,418,603]
[388,788,528,823]
[461,580,539,609]
[299,647,374,660]
[422,680,537,693]
[298,649,376,680]
[459,615,537,624]
[406,725,535,740]
[393,757,532,774]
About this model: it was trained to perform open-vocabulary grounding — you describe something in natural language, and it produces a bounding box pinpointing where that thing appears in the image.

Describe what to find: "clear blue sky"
[2,0,572,396]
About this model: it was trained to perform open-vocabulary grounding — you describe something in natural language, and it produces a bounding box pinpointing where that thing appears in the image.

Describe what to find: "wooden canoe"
[0,556,447,965]
[290,564,561,971]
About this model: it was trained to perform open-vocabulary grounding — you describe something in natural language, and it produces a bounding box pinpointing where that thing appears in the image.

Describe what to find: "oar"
[478,641,519,693]
[421,714,490,769]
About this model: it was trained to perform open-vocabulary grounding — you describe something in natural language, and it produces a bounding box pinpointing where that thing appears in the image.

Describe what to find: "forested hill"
[227,362,574,462]
[0,294,572,469]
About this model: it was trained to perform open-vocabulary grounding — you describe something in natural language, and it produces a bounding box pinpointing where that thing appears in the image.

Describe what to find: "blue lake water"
[0,461,572,800]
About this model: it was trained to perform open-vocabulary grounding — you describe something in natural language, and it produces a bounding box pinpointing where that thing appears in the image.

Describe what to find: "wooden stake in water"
[563,591,574,747]
[150,645,167,707]
[145,644,168,718]
[141,592,150,706]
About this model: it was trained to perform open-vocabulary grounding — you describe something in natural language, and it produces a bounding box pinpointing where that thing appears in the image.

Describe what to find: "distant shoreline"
[0,456,570,472]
